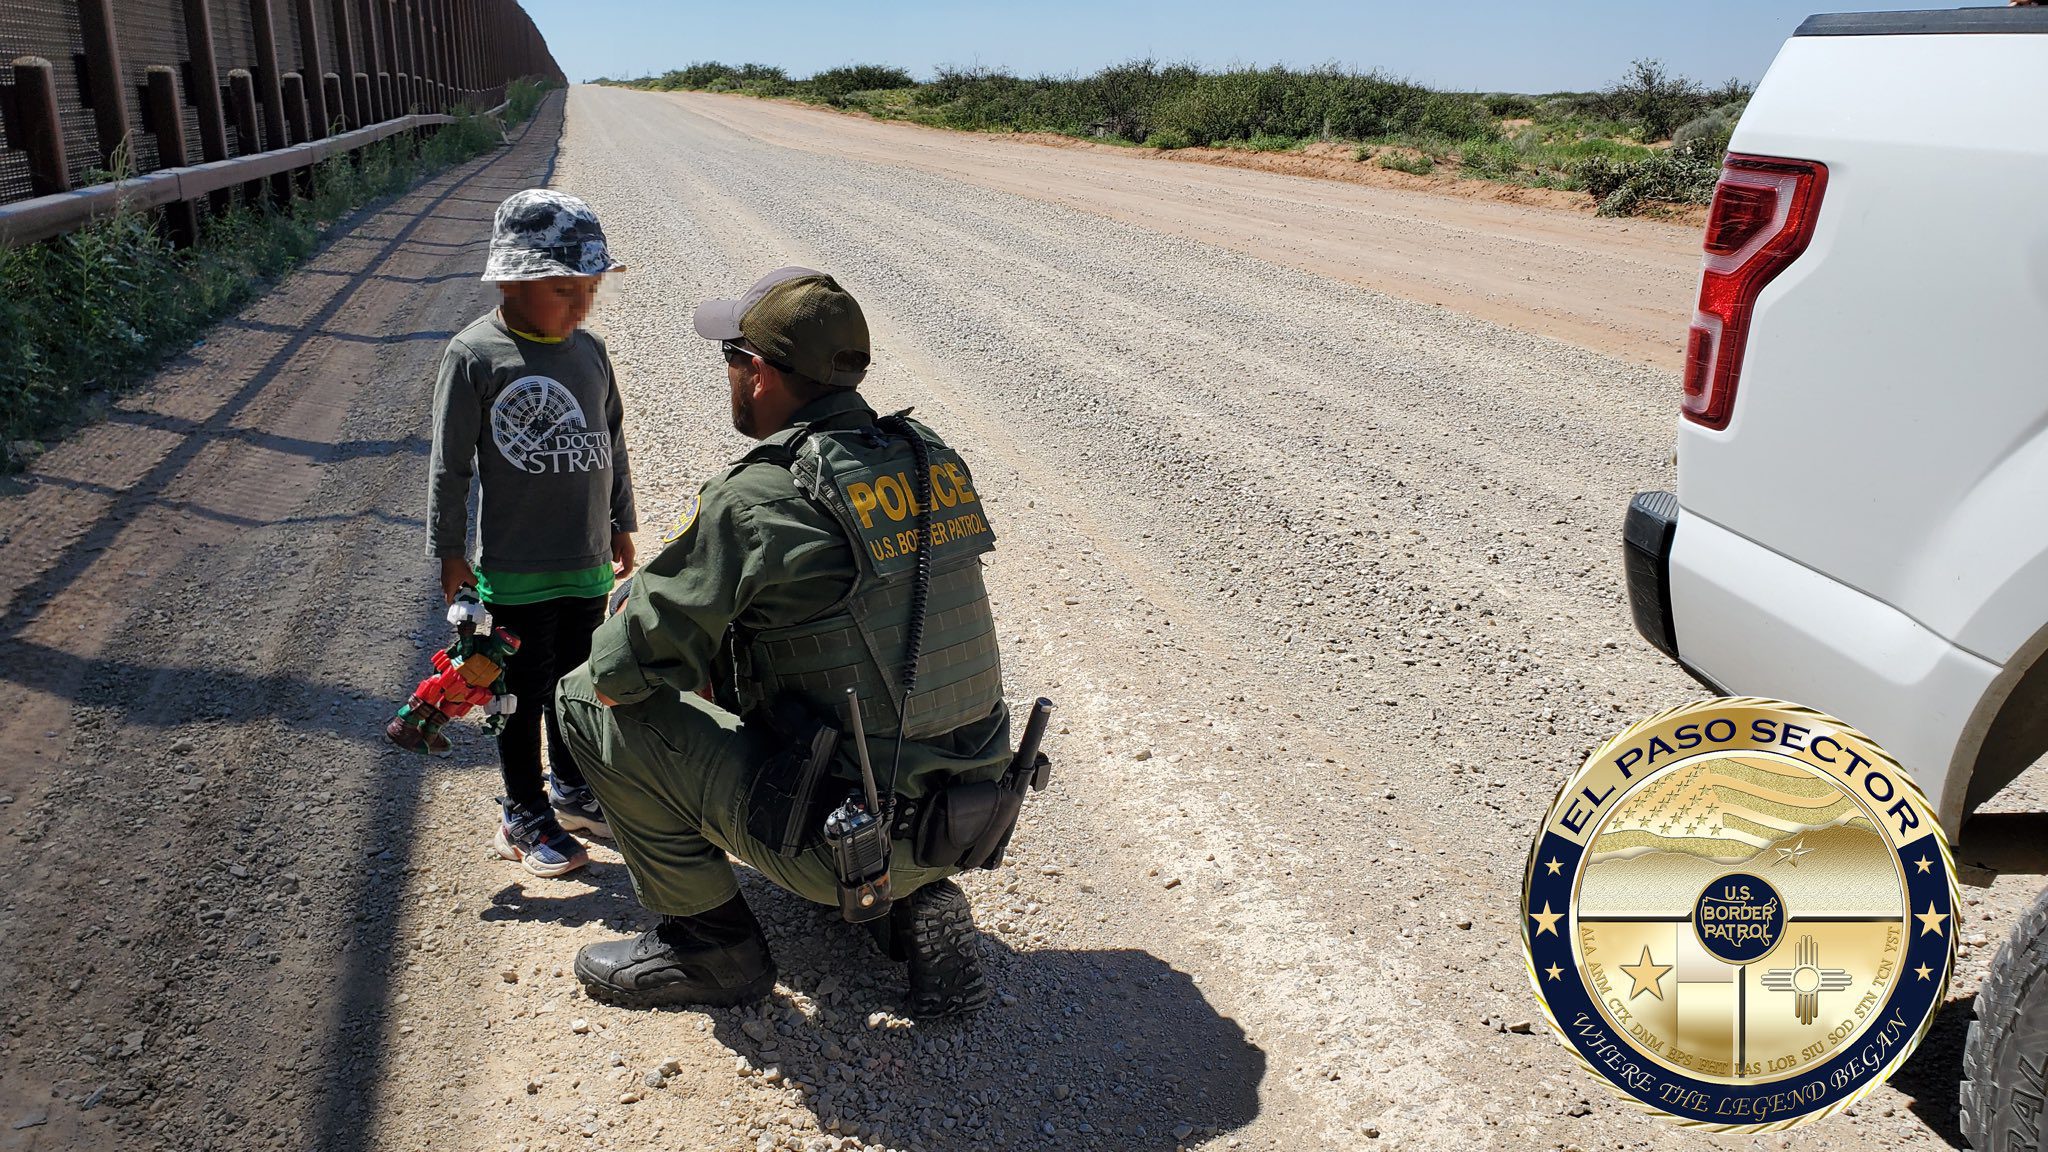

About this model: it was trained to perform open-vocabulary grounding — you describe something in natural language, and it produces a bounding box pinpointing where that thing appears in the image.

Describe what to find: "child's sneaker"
[549,780,611,839]
[494,806,589,878]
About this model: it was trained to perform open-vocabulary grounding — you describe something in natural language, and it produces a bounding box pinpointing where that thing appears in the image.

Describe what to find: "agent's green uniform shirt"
[562,390,1010,916]
[586,394,860,710]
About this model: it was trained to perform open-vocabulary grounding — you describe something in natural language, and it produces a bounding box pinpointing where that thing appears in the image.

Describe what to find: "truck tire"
[1963,882,2048,1150]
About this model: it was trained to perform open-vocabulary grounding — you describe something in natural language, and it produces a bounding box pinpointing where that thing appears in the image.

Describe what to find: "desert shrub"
[1595,58,1707,141]
[634,62,788,93]
[1671,111,1730,152]
[1066,59,1187,139]
[1485,92,1538,119]
[504,76,552,123]
[1706,78,1755,106]
[1576,135,1724,215]
[1671,99,1745,153]
[907,62,1496,146]
[916,67,1068,132]
[808,64,916,104]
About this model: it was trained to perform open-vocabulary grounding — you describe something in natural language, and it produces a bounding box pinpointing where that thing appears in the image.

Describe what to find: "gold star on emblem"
[1914,856,1933,874]
[1775,838,1812,867]
[1916,902,1949,937]
[1530,902,1563,937]
[1545,963,1563,982]
[1915,964,1934,981]
[1620,945,1672,1001]
[1543,857,1563,876]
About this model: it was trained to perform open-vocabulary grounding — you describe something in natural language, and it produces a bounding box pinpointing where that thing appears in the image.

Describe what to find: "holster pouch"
[912,751,1051,870]
[915,780,1003,869]
[743,703,842,858]
[962,785,1027,870]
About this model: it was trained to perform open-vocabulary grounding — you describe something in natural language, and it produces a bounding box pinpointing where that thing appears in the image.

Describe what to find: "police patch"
[830,453,993,577]
[1523,698,1956,1131]
[660,494,700,545]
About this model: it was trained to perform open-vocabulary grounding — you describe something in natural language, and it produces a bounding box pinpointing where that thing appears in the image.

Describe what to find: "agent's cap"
[482,189,623,281]
[692,267,870,388]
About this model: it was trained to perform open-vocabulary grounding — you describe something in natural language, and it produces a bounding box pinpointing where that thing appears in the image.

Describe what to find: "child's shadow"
[477,856,642,930]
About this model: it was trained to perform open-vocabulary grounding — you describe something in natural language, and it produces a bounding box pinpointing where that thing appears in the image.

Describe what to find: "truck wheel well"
[1965,626,2048,819]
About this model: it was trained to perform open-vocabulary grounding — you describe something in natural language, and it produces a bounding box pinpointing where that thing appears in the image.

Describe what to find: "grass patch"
[0,86,549,472]
[1373,148,1434,175]
[599,57,1746,215]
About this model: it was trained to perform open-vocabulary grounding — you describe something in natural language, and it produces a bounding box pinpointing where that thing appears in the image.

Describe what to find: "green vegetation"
[0,86,550,472]
[600,58,1747,217]
[505,75,552,122]
[1374,148,1433,176]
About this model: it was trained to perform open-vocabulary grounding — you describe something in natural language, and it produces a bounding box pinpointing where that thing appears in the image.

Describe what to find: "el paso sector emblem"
[1522,698,1957,1130]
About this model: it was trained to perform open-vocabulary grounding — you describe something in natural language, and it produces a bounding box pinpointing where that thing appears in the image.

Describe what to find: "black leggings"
[484,595,607,817]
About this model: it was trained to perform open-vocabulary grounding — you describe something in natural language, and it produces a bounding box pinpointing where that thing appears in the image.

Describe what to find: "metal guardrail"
[0,0,561,248]
[0,98,508,247]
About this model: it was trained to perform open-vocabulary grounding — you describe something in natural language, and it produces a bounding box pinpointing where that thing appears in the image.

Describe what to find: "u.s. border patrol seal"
[1523,698,1957,1131]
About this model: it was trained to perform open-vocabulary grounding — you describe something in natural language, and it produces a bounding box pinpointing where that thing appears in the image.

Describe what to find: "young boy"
[426,189,637,878]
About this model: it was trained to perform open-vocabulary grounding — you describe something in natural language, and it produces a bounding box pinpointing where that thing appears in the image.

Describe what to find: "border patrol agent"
[558,268,1014,1016]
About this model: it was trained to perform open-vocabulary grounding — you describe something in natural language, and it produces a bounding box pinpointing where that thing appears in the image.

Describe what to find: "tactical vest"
[731,413,1004,747]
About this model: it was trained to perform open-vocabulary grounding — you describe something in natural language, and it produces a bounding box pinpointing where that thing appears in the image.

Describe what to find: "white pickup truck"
[1619,7,2048,1146]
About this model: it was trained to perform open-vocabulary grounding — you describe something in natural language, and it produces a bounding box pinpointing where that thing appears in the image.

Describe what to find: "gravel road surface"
[0,84,2033,1152]
[657,90,1705,369]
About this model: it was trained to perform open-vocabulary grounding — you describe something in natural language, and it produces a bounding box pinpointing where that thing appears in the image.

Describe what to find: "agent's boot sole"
[903,881,990,1018]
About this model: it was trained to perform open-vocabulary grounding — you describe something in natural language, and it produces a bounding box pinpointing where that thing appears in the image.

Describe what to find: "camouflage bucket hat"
[691,266,871,388]
[482,189,624,281]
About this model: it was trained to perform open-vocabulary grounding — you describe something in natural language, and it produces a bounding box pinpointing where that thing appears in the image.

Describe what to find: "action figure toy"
[386,587,521,755]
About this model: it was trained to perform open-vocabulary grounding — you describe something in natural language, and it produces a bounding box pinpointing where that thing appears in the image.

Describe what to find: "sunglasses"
[721,341,792,372]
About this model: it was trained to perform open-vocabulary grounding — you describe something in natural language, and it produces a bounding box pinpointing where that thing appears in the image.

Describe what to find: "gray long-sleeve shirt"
[427,312,637,572]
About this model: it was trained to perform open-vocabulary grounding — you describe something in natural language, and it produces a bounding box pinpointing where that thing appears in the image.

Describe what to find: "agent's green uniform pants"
[555,668,952,917]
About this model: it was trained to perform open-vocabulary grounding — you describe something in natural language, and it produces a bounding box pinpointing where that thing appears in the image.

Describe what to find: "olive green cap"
[692,267,871,388]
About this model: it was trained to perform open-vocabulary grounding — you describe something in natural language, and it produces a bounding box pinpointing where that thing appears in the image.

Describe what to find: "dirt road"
[659,90,1705,369]
[0,84,2022,1152]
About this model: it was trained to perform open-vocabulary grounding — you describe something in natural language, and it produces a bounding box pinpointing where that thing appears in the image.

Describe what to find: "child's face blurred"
[500,275,602,339]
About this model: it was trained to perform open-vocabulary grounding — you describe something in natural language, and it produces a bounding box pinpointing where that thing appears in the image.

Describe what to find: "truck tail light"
[1681,154,1828,430]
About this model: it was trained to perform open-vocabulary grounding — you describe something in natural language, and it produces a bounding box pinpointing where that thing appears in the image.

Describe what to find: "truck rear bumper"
[1625,491,2001,834]
[1624,491,1686,666]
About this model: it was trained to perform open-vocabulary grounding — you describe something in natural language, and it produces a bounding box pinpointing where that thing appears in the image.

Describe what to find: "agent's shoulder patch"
[659,493,700,545]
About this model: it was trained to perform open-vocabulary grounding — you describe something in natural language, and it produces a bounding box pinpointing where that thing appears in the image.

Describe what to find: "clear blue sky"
[525,0,1948,93]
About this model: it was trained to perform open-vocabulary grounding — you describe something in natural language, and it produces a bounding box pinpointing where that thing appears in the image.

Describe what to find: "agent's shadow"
[726,877,1263,1150]
[1953,813,2048,879]
[1890,994,1976,1145]
[528,870,1260,1151]
[476,863,1265,1149]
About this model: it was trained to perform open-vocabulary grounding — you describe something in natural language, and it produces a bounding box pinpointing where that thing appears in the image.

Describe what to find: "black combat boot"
[893,879,990,1018]
[574,893,777,1008]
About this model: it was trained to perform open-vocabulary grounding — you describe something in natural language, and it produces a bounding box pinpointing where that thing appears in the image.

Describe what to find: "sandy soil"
[0,84,2033,1152]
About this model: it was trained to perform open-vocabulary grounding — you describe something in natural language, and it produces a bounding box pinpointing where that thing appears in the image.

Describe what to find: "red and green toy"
[386,587,521,755]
